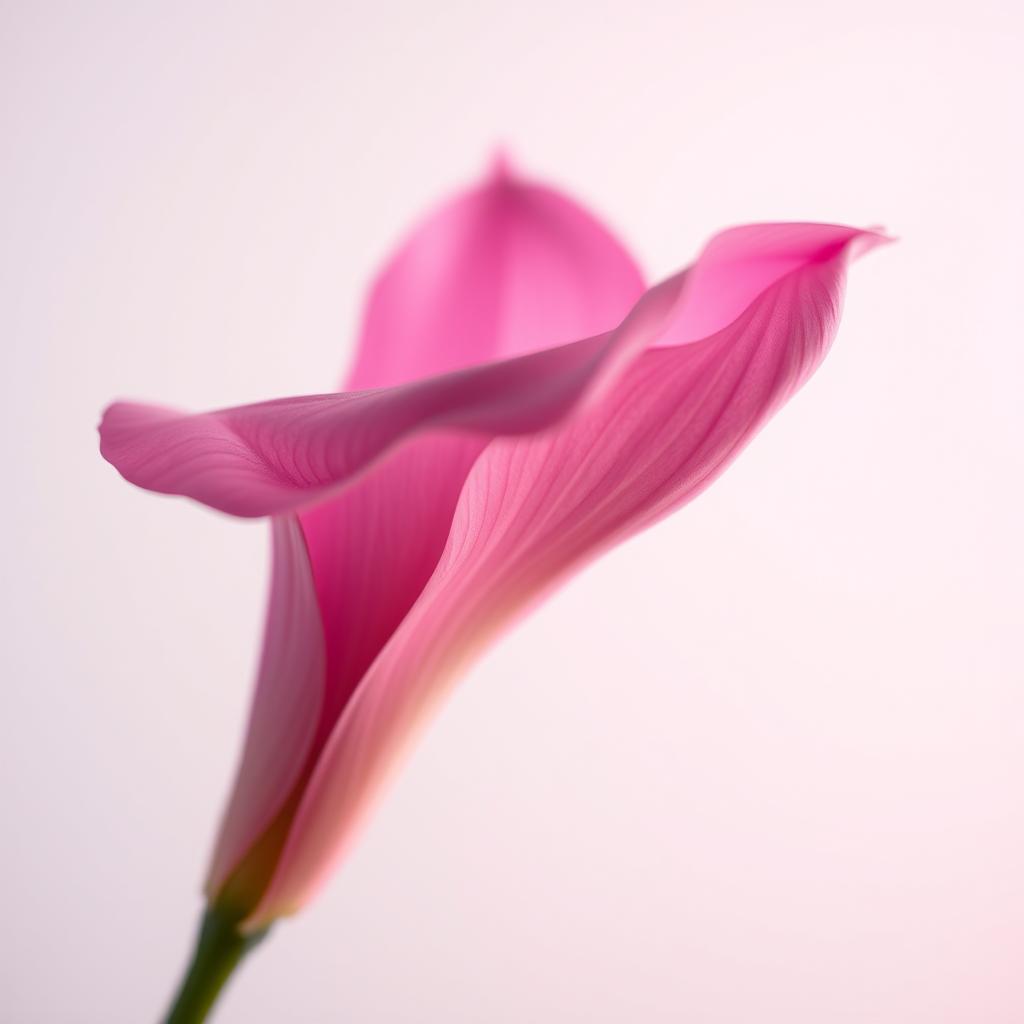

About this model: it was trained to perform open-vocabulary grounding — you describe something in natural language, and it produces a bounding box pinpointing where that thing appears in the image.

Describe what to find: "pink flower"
[100,159,887,932]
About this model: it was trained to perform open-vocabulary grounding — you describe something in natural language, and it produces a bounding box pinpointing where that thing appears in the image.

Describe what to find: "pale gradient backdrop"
[3,1,1022,1021]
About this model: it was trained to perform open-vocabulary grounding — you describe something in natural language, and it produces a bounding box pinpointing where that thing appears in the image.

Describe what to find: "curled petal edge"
[99,224,887,522]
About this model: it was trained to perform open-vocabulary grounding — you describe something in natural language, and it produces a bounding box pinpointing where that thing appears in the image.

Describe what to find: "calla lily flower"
[100,158,886,1021]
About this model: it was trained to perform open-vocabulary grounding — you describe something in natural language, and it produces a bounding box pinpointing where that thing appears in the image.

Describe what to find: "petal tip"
[854,226,898,257]
[488,146,515,183]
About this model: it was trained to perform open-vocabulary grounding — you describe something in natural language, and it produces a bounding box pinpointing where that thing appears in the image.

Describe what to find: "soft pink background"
[3,1,1022,1021]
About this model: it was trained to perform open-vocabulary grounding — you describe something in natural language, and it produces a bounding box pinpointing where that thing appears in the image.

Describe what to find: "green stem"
[162,905,271,1024]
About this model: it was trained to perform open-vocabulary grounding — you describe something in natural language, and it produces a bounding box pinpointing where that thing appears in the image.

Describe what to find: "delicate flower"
[101,158,886,938]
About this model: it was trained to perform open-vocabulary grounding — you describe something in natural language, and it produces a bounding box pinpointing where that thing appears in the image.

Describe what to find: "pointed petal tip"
[481,147,530,202]
[854,226,898,258]
[487,147,515,183]
[485,146,528,190]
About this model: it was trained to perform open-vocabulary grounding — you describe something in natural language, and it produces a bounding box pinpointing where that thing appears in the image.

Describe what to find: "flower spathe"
[101,159,888,933]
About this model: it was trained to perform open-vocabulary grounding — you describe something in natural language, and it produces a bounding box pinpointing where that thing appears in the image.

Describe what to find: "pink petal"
[191,165,645,902]
[296,435,487,750]
[243,224,889,928]
[98,285,671,519]
[299,158,646,748]
[345,155,645,389]
[98,224,873,523]
[205,516,325,896]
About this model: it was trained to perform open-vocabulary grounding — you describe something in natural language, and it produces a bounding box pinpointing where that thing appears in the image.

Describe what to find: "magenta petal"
[182,166,648,902]
[296,435,488,750]
[297,161,646,750]
[205,516,325,894]
[97,223,871,523]
[98,283,675,519]
[243,224,887,927]
[345,157,644,389]
[98,205,887,928]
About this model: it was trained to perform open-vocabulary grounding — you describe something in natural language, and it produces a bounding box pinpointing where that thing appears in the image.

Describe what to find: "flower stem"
[163,905,271,1024]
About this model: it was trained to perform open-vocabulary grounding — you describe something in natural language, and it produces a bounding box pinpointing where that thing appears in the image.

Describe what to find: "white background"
[3,1,1022,1021]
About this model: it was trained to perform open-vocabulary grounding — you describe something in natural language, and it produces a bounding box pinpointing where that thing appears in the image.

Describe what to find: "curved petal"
[345,155,645,389]
[244,225,889,928]
[204,516,325,896]
[296,434,487,750]
[192,166,646,905]
[297,160,646,757]
[98,276,679,519]
[98,225,870,522]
